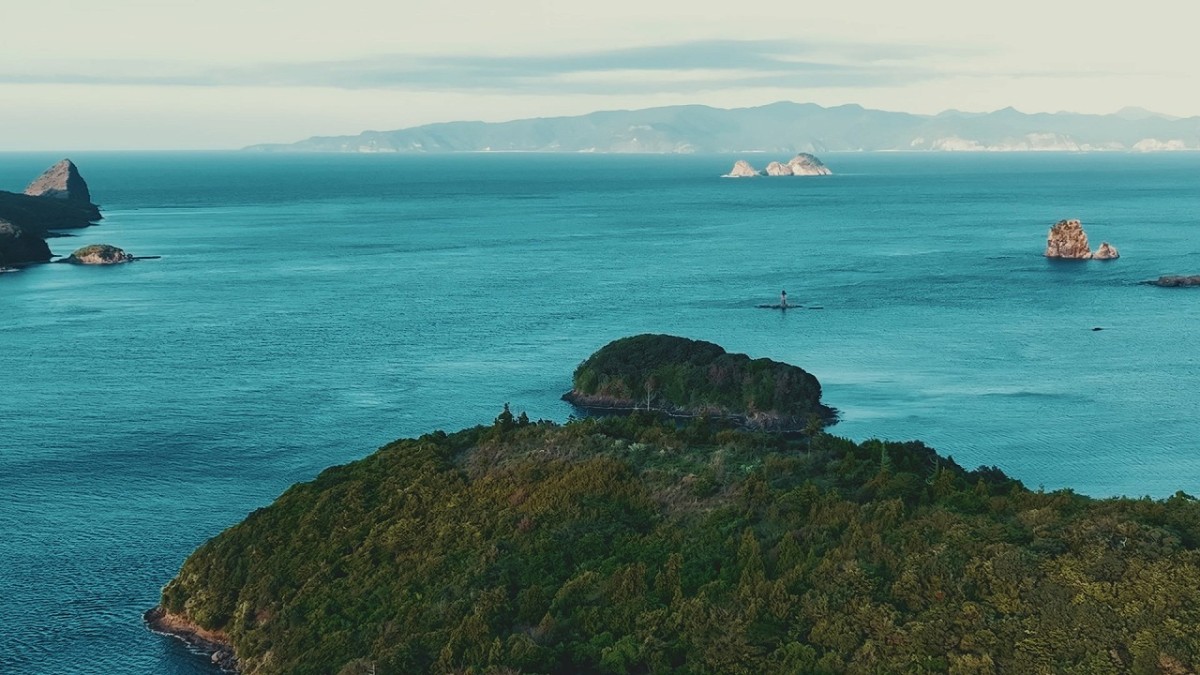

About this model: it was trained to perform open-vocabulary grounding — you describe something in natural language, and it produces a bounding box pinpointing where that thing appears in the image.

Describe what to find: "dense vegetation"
[161,410,1200,674]
[566,335,831,429]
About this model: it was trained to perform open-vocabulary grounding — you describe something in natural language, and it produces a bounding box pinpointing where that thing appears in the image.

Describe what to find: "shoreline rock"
[0,218,53,266]
[144,606,239,672]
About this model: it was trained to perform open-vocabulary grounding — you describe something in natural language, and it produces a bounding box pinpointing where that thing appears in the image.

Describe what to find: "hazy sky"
[2,0,1196,150]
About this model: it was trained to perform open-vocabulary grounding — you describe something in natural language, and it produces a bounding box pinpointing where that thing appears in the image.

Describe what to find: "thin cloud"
[0,39,969,93]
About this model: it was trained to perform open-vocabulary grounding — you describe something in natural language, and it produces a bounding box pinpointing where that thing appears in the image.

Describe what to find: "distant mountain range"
[246,102,1200,153]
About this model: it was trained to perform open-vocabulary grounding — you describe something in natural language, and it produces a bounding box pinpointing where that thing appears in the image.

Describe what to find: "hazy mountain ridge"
[247,102,1200,153]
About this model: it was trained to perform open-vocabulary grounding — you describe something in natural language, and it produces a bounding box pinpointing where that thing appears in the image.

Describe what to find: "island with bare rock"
[1044,219,1119,260]
[723,153,832,178]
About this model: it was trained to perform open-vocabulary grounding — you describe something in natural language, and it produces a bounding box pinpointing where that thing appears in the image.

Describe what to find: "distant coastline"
[246,101,1200,154]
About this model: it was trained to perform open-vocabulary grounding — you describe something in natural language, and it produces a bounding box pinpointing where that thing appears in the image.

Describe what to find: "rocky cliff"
[0,219,52,266]
[0,160,104,268]
[1045,219,1094,259]
[1044,219,1120,260]
[24,159,93,203]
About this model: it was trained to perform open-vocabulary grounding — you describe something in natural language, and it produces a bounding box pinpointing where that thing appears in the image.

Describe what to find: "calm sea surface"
[1,152,1198,673]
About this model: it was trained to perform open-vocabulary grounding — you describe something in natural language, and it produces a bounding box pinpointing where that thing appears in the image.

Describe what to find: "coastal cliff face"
[25,159,93,203]
[1045,219,1093,259]
[0,218,53,265]
[0,160,103,268]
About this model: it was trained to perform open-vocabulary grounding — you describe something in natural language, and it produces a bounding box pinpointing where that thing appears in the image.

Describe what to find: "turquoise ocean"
[1,152,1198,672]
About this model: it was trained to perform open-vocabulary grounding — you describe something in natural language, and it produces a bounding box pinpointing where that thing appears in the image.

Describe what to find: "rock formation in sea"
[63,244,133,265]
[764,161,793,176]
[725,160,760,177]
[786,153,833,176]
[0,218,53,266]
[24,159,93,203]
[1146,275,1200,287]
[725,154,833,178]
[1045,219,1094,259]
[0,161,106,269]
[1093,242,1120,260]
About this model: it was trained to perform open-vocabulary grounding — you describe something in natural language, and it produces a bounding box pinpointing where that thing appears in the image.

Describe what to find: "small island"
[1044,219,1119,260]
[562,334,834,430]
[723,153,832,178]
[149,336,1200,675]
[62,244,134,265]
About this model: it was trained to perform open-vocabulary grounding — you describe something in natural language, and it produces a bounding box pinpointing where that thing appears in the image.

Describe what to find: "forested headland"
[156,406,1200,674]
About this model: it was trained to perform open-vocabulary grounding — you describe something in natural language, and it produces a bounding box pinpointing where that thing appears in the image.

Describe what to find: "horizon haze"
[2,0,1198,151]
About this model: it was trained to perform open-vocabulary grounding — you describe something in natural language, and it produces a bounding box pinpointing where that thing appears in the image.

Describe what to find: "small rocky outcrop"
[1044,219,1121,260]
[24,159,93,203]
[0,218,52,265]
[145,607,238,672]
[786,153,832,176]
[724,154,832,177]
[1093,242,1120,260]
[1045,219,1094,259]
[1146,275,1200,287]
[64,244,133,265]
[764,161,793,176]
[725,160,760,177]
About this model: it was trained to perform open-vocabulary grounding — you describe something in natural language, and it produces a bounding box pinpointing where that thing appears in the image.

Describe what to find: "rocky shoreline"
[562,390,836,432]
[144,606,239,672]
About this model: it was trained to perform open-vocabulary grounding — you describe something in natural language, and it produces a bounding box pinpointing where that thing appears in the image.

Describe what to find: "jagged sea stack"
[1045,219,1093,259]
[0,218,52,266]
[725,160,760,177]
[1093,242,1120,260]
[25,159,93,203]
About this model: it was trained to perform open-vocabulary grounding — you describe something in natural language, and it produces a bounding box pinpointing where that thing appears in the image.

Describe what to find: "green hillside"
[158,410,1200,674]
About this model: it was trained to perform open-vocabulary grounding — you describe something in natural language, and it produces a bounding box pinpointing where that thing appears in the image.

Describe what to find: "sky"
[2,0,1197,150]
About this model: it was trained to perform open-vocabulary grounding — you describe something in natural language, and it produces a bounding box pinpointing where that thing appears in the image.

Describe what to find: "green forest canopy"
[568,335,831,425]
[161,410,1200,675]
